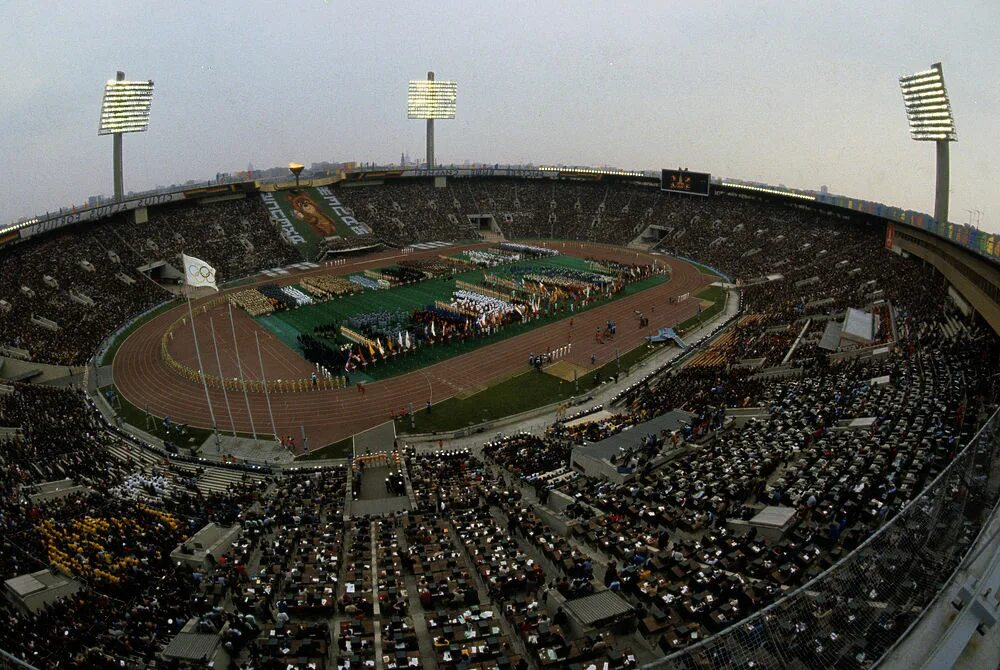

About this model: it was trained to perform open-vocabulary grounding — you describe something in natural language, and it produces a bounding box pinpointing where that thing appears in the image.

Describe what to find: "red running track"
[112,241,712,450]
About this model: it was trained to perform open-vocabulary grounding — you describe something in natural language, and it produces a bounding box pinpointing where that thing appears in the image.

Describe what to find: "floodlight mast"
[98,70,154,201]
[899,62,956,224]
[407,72,456,169]
[935,140,949,226]
[112,72,124,200]
[426,71,435,169]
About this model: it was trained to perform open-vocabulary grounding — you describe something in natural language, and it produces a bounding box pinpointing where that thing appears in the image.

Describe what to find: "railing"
[0,649,38,670]
[2,176,249,235]
[642,405,1000,669]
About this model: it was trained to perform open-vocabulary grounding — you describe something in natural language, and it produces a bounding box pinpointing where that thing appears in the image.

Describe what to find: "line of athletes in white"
[530,343,572,369]
[277,285,314,307]
[499,241,559,257]
[451,288,537,323]
[461,248,522,267]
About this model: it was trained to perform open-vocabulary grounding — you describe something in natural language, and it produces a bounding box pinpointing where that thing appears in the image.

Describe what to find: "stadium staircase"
[105,436,161,469]
[169,461,269,495]
[104,437,269,496]
[940,313,968,341]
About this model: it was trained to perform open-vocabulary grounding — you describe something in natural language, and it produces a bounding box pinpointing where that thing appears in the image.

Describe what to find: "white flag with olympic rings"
[182,253,218,291]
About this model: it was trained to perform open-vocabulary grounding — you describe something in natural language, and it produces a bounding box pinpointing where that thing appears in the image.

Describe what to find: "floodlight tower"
[899,63,957,224]
[98,71,154,201]
[408,71,457,168]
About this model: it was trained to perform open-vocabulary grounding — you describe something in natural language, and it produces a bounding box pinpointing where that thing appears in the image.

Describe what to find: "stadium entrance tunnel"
[137,259,184,287]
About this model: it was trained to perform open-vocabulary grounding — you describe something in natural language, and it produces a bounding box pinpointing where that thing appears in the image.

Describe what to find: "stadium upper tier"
[4,174,993,367]
[0,174,998,669]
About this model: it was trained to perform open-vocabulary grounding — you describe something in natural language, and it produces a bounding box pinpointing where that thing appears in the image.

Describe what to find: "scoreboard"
[661,169,711,196]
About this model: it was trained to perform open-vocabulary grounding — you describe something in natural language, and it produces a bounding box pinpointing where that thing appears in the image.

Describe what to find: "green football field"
[254,254,665,382]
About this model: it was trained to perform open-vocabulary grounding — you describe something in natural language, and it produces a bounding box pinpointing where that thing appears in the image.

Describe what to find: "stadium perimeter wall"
[891,225,1000,334]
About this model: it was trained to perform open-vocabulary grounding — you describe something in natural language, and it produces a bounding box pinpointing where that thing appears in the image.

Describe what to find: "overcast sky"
[1,1,997,230]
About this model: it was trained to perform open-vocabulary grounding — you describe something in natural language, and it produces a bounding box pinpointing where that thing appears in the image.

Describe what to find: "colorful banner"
[0,229,19,249]
[313,186,372,236]
[260,187,372,260]
[817,193,1000,264]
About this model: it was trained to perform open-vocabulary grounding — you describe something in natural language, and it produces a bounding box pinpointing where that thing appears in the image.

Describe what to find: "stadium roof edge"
[4,164,997,269]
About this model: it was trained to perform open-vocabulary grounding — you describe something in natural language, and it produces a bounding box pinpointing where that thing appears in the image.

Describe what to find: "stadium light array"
[899,63,956,142]
[721,182,816,201]
[407,78,457,120]
[540,166,645,177]
[98,71,155,201]
[407,72,456,168]
[898,62,956,224]
[98,77,154,135]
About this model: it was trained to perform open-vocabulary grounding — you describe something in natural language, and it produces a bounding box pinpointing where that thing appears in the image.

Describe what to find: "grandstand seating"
[0,176,997,669]
[0,197,299,365]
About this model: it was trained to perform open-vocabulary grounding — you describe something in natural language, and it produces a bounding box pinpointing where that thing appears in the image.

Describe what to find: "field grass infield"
[300,436,354,461]
[397,339,666,434]
[102,385,269,449]
[254,254,666,382]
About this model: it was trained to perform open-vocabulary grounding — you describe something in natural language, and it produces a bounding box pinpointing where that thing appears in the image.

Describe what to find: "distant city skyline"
[0,1,997,230]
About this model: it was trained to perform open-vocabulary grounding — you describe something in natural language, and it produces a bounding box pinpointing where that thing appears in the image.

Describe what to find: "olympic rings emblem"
[187,264,214,279]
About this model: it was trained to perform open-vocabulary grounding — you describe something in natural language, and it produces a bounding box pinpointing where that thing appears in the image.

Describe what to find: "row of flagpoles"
[181,253,278,446]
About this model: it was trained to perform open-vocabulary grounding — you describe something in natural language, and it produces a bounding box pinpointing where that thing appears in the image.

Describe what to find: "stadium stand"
[0,175,997,669]
[0,197,299,365]
[335,178,674,247]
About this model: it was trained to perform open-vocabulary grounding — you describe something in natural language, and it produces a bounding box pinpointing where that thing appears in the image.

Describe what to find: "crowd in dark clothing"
[333,178,690,248]
[0,383,272,668]
[0,178,996,666]
[0,198,299,365]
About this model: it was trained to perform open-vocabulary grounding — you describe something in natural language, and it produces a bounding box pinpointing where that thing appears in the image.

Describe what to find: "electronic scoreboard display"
[661,169,711,196]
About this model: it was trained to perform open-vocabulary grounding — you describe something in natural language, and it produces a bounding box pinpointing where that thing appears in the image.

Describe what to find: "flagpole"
[228,302,257,441]
[186,290,219,446]
[209,316,236,438]
[255,331,279,444]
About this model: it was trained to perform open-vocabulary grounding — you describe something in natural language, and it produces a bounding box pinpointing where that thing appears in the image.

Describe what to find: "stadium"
[2,11,1000,670]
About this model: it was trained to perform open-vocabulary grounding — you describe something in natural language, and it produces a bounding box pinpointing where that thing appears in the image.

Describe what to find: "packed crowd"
[0,214,168,365]
[0,197,298,365]
[0,383,272,668]
[327,178,693,248]
[0,177,997,667]
[129,198,300,282]
[331,181,479,246]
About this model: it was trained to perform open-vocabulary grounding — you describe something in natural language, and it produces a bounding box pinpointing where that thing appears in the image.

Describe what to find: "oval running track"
[112,241,713,451]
